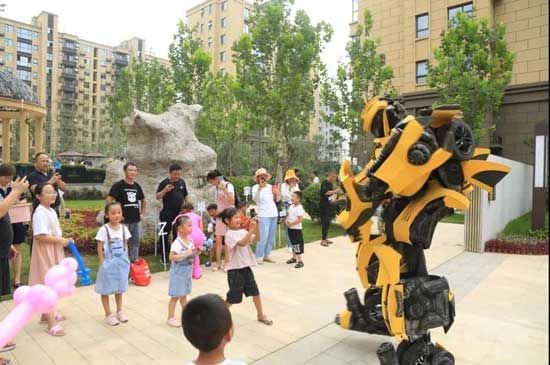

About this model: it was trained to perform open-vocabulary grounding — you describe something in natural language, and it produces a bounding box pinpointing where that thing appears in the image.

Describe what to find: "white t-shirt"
[170,237,194,254]
[95,224,131,250]
[280,182,300,204]
[224,229,257,270]
[251,184,278,218]
[187,361,247,365]
[286,204,305,229]
[32,205,62,237]
[313,176,320,184]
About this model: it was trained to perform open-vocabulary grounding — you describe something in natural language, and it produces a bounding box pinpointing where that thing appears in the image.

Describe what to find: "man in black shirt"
[107,162,146,262]
[319,171,339,247]
[156,163,188,262]
[27,153,67,215]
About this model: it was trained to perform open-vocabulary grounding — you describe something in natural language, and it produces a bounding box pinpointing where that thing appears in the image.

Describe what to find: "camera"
[249,208,257,218]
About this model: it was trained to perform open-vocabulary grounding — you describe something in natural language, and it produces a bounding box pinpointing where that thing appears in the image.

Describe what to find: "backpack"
[130,258,151,286]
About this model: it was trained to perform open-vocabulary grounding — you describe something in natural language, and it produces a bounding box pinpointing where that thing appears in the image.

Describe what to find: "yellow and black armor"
[335,96,510,365]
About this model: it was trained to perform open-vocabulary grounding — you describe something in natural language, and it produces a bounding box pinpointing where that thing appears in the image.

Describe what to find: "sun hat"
[283,169,300,182]
[254,168,272,182]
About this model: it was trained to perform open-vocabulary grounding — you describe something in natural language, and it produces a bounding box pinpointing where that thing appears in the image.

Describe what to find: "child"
[0,164,26,289]
[285,191,305,268]
[176,203,206,279]
[95,202,131,326]
[28,183,72,336]
[203,203,218,267]
[237,201,251,231]
[219,207,272,326]
[167,215,196,327]
[183,293,246,365]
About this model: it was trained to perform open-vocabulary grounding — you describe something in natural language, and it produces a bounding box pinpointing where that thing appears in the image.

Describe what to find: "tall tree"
[322,9,395,163]
[197,72,253,175]
[169,21,212,104]
[428,12,514,138]
[232,0,332,179]
[108,59,175,157]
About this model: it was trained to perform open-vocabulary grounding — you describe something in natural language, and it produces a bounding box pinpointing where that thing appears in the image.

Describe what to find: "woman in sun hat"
[251,168,280,264]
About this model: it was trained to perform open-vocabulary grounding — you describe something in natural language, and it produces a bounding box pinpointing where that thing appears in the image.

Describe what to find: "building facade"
[352,0,549,164]
[0,11,168,157]
[186,0,253,75]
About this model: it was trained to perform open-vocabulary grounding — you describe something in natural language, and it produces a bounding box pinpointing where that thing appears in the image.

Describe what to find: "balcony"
[60,108,76,117]
[61,98,76,105]
[62,45,77,54]
[106,57,112,62]
[78,75,85,81]
[63,59,77,67]
[62,84,76,92]
[0,31,4,37]
[106,69,112,74]
[114,57,128,66]
[62,71,77,80]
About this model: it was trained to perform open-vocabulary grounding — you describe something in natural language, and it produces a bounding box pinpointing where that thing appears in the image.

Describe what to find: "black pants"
[320,207,331,240]
[159,210,178,262]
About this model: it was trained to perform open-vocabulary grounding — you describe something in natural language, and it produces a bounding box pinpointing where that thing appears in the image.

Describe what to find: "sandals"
[294,262,304,269]
[286,258,297,264]
[263,256,275,263]
[257,316,273,326]
[46,324,65,337]
[0,343,15,353]
[0,358,12,365]
[320,241,329,247]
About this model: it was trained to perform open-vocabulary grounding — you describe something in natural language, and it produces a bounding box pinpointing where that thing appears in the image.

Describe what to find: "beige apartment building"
[186,0,253,75]
[352,0,548,164]
[0,11,168,160]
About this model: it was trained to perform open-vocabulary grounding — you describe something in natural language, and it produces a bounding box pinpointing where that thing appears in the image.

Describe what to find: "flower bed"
[61,209,156,255]
[484,237,548,255]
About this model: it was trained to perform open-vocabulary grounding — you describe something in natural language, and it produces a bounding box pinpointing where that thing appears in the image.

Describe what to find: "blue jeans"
[256,217,278,259]
[125,222,141,262]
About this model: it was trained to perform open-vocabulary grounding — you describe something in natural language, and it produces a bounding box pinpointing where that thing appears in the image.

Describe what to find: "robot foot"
[334,288,389,335]
[378,334,454,365]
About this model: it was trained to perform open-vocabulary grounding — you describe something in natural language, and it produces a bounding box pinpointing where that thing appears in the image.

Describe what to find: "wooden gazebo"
[0,70,47,163]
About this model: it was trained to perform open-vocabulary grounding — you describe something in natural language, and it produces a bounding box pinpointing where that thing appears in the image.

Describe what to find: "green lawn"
[442,212,464,224]
[65,199,105,210]
[501,211,549,237]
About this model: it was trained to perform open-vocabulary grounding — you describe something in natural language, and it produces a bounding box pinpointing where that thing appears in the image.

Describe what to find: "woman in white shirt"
[251,168,280,264]
[280,169,300,252]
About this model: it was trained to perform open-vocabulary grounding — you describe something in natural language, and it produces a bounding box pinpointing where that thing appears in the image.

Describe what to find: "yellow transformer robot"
[334,96,510,365]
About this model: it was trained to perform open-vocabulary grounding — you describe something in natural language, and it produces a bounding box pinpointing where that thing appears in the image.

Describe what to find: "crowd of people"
[0,153,341,365]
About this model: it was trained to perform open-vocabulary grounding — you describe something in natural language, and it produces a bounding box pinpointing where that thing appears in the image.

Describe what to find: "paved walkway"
[1,223,547,365]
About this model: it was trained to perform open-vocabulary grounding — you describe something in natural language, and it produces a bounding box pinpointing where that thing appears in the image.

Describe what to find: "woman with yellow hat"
[251,168,280,264]
[280,169,301,253]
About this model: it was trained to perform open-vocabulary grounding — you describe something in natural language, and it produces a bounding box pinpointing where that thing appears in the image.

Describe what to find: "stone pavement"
[1,223,547,365]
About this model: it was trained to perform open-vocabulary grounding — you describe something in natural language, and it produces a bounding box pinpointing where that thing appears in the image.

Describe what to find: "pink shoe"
[116,311,128,323]
[104,314,120,326]
[167,317,181,328]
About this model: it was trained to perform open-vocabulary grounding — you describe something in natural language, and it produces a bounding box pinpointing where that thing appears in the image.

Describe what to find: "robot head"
[361,96,406,138]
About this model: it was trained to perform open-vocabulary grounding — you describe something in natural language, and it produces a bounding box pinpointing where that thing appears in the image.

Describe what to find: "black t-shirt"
[319,180,334,207]
[156,178,188,215]
[108,180,145,223]
[27,170,61,209]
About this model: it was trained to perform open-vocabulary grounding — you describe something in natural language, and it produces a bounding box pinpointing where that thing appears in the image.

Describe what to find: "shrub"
[302,183,322,222]
[63,187,103,200]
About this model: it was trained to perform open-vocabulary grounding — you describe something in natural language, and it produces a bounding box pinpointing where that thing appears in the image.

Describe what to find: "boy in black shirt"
[107,162,146,262]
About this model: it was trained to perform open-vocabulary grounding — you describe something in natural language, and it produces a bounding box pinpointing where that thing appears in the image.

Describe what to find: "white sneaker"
[104,314,120,326]
[257,257,263,265]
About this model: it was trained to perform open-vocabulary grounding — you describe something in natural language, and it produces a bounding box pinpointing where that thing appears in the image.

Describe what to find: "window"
[4,24,14,33]
[208,37,212,47]
[33,45,39,51]
[33,58,38,64]
[98,49,107,58]
[200,23,204,33]
[448,2,473,23]
[16,69,31,81]
[221,1,228,11]
[244,8,250,19]
[209,3,213,14]
[16,55,31,67]
[3,67,13,74]
[352,0,359,22]
[17,42,32,53]
[220,68,226,76]
[100,84,107,91]
[33,31,39,40]
[220,51,226,62]
[84,82,90,88]
[220,34,226,45]
[208,21,212,31]
[416,13,429,39]
[100,73,107,80]
[100,61,106,67]
[32,72,38,79]
[4,38,13,47]
[201,8,205,17]
[221,17,227,28]
[416,60,428,84]
[17,28,33,40]
[47,53,53,61]
[4,53,13,61]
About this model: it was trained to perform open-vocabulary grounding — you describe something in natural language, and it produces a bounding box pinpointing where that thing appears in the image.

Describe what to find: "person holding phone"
[156,163,189,263]
[251,168,280,264]
[27,153,67,216]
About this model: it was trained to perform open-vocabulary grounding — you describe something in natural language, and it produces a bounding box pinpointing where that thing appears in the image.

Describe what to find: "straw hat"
[283,169,300,182]
[254,168,272,182]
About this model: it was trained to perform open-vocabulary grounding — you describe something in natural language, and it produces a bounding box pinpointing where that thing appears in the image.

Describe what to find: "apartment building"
[186,0,253,75]
[351,0,548,164]
[0,11,168,156]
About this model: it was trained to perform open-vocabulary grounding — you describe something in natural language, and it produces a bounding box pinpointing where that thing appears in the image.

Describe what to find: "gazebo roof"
[85,152,107,158]
[0,70,40,105]
[57,151,84,157]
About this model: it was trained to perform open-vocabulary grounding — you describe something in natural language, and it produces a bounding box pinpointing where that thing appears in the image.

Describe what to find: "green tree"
[108,59,175,157]
[232,0,332,179]
[169,21,212,104]
[428,12,514,138]
[322,9,395,163]
[197,72,254,175]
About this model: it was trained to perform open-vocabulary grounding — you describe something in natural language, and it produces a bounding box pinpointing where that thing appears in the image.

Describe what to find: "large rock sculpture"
[100,103,217,233]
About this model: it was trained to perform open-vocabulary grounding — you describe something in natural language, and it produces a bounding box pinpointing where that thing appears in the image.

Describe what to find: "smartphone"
[249,208,256,218]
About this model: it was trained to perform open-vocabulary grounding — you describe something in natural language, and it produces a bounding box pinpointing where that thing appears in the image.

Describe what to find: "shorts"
[215,218,228,236]
[12,223,26,245]
[288,228,304,255]
[226,267,260,304]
